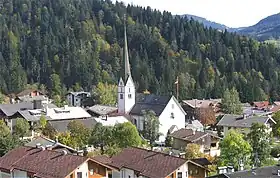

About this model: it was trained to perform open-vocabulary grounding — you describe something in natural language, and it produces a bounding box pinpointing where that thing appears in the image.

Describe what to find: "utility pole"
[174,76,179,100]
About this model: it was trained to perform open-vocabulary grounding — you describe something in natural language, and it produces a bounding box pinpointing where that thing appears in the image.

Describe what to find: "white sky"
[114,0,280,28]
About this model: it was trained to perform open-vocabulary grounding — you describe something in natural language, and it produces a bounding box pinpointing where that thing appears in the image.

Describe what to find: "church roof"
[130,93,172,116]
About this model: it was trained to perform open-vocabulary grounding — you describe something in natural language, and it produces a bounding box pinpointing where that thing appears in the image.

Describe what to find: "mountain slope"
[183,14,229,30]
[0,0,280,102]
[237,13,280,40]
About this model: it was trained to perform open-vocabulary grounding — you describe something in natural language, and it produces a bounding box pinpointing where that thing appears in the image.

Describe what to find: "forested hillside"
[1,0,280,102]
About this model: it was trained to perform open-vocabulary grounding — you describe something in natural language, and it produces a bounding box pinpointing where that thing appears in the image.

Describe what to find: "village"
[0,22,280,178]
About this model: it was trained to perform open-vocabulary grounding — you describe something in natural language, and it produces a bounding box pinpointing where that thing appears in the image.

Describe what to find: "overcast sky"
[114,0,280,28]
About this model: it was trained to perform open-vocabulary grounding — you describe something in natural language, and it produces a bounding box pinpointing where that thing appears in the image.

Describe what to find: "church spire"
[123,14,131,80]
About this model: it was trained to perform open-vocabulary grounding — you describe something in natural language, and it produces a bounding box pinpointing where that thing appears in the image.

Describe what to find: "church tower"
[118,15,136,114]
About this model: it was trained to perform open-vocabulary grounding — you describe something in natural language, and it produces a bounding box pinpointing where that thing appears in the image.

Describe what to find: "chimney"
[55,136,58,143]
[62,150,67,155]
[39,146,45,151]
[36,143,41,148]
[169,151,173,155]
[64,105,68,110]
[243,114,247,119]
[227,166,234,173]
[45,145,53,150]
[192,129,196,135]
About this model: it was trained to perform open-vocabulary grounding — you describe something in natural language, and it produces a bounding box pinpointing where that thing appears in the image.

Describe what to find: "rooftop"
[67,91,91,97]
[182,99,221,108]
[217,114,276,128]
[87,105,117,116]
[208,165,280,178]
[94,115,128,126]
[25,136,77,153]
[170,128,216,142]
[93,147,204,178]
[49,118,97,132]
[46,105,91,120]
[0,146,88,178]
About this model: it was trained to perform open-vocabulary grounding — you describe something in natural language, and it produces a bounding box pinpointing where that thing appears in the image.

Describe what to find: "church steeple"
[117,14,135,114]
[123,14,131,80]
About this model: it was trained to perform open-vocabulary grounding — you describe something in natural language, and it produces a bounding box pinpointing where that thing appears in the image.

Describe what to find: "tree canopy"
[219,130,252,169]
[142,110,161,148]
[13,118,30,138]
[0,0,279,103]
[221,88,242,114]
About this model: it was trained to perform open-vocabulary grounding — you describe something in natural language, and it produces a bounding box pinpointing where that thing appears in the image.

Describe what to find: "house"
[170,128,221,157]
[207,165,280,178]
[115,21,186,143]
[0,145,114,178]
[217,114,276,136]
[0,101,57,134]
[6,102,94,136]
[66,91,91,107]
[93,147,209,178]
[182,99,222,122]
[25,136,78,154]
[87,105,118,118]
[12,89,48,104]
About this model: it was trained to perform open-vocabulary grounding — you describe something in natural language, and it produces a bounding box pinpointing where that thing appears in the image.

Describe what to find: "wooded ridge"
[1,0,280,102]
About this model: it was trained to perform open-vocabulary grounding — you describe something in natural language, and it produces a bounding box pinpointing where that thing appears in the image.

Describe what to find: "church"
[117,20,186,143]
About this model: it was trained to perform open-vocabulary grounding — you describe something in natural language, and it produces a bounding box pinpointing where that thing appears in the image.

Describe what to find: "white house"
[66,91,91,107]
[117,21,186,143]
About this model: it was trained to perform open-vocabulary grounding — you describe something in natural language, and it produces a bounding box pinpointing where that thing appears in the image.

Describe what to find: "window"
[171,112,174,119]
[177,172,182,178]
[211,142,217,147]
[120,94,123,99]
[195,169,199,174]
[129,88,131,92]
[171,104,174,109]
[189,170,193,175]
[77,172,82,178]
[89,169,94,175]
[186,171,188,177]
[128,94,132,98]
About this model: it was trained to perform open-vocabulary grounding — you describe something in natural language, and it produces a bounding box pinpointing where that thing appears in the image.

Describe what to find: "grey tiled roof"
[49,118,97,132]
[130,93,172,116]
[208,165,280,178]
[87,105,117,116]
[217,114,274,128]
[0,102,33,116]
[25,136,77,153]
[17,110,40,121]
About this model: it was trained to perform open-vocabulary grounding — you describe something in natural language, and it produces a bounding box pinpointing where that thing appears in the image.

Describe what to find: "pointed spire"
[123,14,131,80]
[118,77,124,86]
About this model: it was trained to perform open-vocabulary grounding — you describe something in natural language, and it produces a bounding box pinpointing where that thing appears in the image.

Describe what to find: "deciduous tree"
[113,122,142,148]
[142,110,161,148]
[219,130,252,169]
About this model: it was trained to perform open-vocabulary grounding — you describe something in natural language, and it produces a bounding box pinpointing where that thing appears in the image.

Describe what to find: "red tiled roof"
[0,146,88,178]
[253,101,269,109]
[106,147,187,178]
[92,155,112,165]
